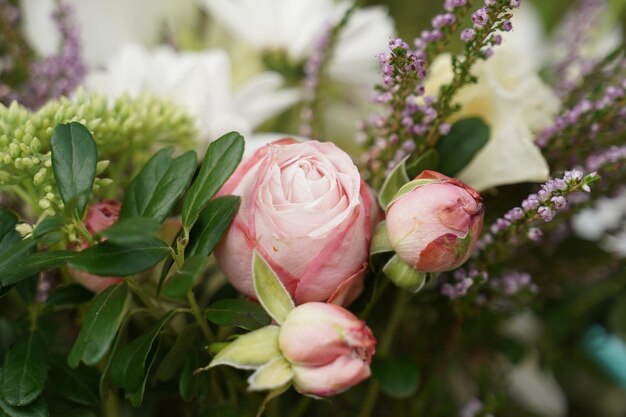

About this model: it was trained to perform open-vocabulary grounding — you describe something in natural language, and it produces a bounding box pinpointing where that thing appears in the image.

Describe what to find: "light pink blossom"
[215,138,377,305]
[386,170,484,272]
[279,302,376,396]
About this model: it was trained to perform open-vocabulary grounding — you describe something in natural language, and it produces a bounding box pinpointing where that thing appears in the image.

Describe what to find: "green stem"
[288,396,312,417]
[73,218,96,245]
[357,289,411,417]
[127,278,161,317]
[102,390,122,417]
[187,290,213,343]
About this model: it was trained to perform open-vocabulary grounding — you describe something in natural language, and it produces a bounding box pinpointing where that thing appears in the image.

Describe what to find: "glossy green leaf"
[1,332,48,406]
[405,148,439,178]
[0,210,20,254]
[182,131,244,229]
[1,251,74,287]
[32,216,65,239]
[205,299,271,331]
[162,255,207,299]
[179,350,210,402]
[68,283,130,368]
[0,239,36,289]
[99,217,160,243]
[49,354,99,405]
[252,252,294,325]
[125,338,160,408]
[0,390,48,417]
[121,148,197,223]
[383,255,427,293]
[378,155,410,209]
[156,325,197,382]
[186,196,240,257]
[436,117,489,177]
[371,357,420,399]
[45,285,93,307]
[0,320,17,362]
[208,325,281,370]
[50,122,97,218]
[69,237,169,276]
[110,310,175,394]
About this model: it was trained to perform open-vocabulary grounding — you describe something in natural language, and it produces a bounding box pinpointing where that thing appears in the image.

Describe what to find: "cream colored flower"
[199,0,394,85]
[85,44,299,143]
[425,5,559,191]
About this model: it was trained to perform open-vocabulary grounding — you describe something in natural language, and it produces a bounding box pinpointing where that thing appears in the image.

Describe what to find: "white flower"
[199,0,395,85]
[85,44,300,143]
[20,0,196,67]
[425,5,560,191]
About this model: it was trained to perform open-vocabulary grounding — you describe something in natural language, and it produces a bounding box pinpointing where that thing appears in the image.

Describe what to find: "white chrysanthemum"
[20,0,196,67]
[199,0,395,85]
[425,4,560,191]
[85,44,300,143]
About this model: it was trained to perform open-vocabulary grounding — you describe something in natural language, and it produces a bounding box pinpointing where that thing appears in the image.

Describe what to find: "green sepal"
[378,156,410,209]
[252,251,294,325]
[208,325,281,370]
[247,357,293,392]
[383,255,427,293]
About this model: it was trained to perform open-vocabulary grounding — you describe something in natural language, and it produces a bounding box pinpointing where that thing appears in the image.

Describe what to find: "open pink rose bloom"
[215,139,377,305]
[386,170,484,272]
[279,302,376,396]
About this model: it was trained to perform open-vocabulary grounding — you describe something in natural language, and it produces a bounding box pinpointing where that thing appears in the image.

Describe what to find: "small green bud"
[96,160,110,174]
[8,143,20,158]
[39,199,51,210]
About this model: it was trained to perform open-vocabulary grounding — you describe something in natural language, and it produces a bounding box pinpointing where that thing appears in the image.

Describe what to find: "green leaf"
[48,354,99,405]
[205,299,272,331]
[156,325,197,382]
[32,216,65,239]
[15,276,38,305]
[1,251,74,287]
[179,350,210,402]
[68,283,130,368]
[405,148,439,178]
[247,357,293,391]
[436,118,489,177]
[121,148,197,223]
[252,251,294,325]
[186,196,240,257]
[371,357,419,399]
[0,239,36,288]
[45,285,93,307]
[110,310,176,394]
[0,211,20,254]
[99,217,160,243]
[182,131,244,229]
[370,221,392,256]
[125,338,160,408]
[383,255,427,293]
[208,326,281,370]
[378,156,410,209]
[1,332,48,406]
[162,255,208,299]
[50,122,98,218]
[0,391,48,417]
[69,237,169,276]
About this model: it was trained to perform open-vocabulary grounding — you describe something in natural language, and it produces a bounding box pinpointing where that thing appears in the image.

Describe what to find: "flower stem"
[187,290,213,343]
[357,289,411,417]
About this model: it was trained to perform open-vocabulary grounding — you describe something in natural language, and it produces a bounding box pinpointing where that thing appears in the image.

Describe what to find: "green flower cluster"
[0,89,197,217]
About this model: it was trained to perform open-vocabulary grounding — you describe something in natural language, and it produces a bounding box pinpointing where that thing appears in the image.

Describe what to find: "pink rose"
[215,138,376,305]
[386,170,484,272]
[72,200,123,292]
[278,302,376,396]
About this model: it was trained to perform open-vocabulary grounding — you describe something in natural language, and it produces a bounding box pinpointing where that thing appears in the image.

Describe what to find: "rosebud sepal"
[206,325,282,370]
[248,357,294,391]
[383,254,428,293]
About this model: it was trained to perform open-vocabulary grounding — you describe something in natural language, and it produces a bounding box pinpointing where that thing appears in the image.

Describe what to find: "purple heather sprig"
[552,0,607,96]
[586,145,626,172]
[475,170,600,265]
[1,2,86,110]
[441,267,487,300]
[299,7,354,138]
[361,0,520,187]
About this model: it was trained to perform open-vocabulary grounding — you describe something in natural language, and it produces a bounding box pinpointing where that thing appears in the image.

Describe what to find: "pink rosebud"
[386,170,484,272]
[72,200,123,292]
[278,302,376,396]
[215,139,377,305]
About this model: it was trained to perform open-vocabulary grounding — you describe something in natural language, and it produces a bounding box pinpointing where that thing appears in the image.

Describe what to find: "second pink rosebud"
[386,170,484,272]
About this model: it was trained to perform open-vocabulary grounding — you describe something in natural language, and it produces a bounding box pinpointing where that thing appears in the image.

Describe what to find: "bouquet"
[0,0,624,416]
